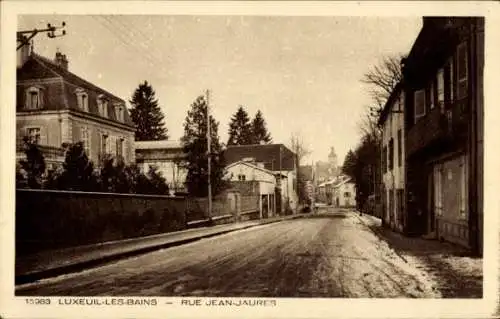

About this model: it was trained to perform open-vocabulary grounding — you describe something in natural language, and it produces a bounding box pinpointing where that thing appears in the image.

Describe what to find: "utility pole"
[279,145,283,215]
[17,22,67,51]
[206,89,212,223]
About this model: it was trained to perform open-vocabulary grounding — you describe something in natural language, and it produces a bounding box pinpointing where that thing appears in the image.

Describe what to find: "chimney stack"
[54,51,68,70]
[17,36,31,68]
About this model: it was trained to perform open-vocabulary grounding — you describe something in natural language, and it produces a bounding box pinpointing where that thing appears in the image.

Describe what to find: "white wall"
[226,163,276,184]
[381,91,405,228]
[336,182,356,207]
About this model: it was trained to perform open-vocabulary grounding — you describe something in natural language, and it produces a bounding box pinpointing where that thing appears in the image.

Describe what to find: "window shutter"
[39,89,44,109]
[40,126,47,145]
[122,139,128,162]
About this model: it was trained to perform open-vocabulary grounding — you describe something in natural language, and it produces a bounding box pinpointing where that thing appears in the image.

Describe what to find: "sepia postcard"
[1,1,499,318]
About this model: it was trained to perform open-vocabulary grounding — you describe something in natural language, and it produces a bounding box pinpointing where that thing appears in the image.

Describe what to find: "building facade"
[332,177,356,208]
[378,83,406,232]
[135,140,187,195]
[224,160,278,218]
[16,42,135,169]
[224,144,298,213]
[402,17,483,254]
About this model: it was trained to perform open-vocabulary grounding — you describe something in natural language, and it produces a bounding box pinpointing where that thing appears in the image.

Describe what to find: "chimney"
[54,51,68,70]
[17,36,31,68]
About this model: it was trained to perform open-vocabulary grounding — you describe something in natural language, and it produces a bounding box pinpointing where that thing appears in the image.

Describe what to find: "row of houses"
[378,17,483,255]
[316,175,356,208]
[16,38,299,216]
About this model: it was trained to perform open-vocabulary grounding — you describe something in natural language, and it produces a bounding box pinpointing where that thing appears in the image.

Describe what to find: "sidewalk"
[16,214,305,285]
[355,212,483,298]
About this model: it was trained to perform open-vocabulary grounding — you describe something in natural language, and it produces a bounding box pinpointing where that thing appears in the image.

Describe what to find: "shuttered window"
[459,155,468,219]
[437,68,445,112]
[397,129,402,167]
[457,42,468,99]
[81,126,90,157]
[414,89,426,123]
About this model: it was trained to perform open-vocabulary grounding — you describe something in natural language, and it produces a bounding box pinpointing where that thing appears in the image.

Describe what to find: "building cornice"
[68,109,135,132]
[17,77,62,85]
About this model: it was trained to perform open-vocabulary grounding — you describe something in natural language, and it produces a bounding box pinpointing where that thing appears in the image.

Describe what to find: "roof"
[135,140,182,150]
[333,176,353,188]
[224,144,296,171]
[17,52,134,128]
[377,82,403,127]
[225,160,284,177]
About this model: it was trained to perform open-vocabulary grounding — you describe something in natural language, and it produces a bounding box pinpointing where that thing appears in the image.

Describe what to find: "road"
[16,210,439,297]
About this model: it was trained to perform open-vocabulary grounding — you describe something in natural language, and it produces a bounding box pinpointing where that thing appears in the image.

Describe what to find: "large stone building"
[402,17,483,255]
[16,41,135,169]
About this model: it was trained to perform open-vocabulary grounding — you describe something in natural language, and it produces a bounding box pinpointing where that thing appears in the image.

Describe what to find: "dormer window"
[75,88,89,112]
[115,104,125,122]
[97,95,108,118]
[25,86,43,110]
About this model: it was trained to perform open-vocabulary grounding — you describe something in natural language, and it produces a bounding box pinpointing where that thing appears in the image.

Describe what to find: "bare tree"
[289,132,311,165]
[361,54,405,110]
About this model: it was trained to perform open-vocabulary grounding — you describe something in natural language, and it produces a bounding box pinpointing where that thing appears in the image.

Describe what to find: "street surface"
[16,210,439,297]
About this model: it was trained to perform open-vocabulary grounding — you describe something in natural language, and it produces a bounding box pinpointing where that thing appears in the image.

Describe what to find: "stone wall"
[16,189,187,255]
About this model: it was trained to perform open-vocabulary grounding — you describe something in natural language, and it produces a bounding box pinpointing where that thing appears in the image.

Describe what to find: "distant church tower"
[328,147,338,177]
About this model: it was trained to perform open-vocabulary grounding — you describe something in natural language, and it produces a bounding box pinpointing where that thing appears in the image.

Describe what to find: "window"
[97,95,108,117]
[75,89,89,112]
[437,68,445,112]
[238,174,246,181]
[434,164,444,216]
[388,138,394,171]
[344,192,350,198]
[100,133,108,155]
[459,156,468,219]
[25,87,42,109]
[444,57,454,104]
[427,81,435,110]
[115,105,125,122]
[457,42,468,99]
[27,127,41,144]
[382,146,387,174]
[414,89,426,122]
[81,126,90,156]
[116,138,123,157]
[397,129,402,167]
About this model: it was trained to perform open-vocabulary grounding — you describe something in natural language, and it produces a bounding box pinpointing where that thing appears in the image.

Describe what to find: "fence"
[16,189,187,255]
[16,189,262,255]
[186,194,260,222]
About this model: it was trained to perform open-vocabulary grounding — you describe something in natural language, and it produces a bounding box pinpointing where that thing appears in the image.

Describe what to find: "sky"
[18,15,422,166]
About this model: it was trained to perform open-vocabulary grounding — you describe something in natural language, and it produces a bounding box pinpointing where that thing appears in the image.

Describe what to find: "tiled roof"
[224,144,296,171]
[225,161,278,177]
[17,53,134,128]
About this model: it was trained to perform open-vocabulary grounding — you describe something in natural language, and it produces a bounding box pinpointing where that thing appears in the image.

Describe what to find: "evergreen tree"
[341,149,357,181]
[145,165,169,195]
[56,142,100,191]
[181,95,226,197]
[227,106,253,145]
[250,110,272,144]
[129,81,168,141]
[99,155,131,193]
[18,137,46,189]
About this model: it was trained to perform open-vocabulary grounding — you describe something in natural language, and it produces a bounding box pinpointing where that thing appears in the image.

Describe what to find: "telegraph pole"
[17,22,67,51]
[206,89,212,222]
